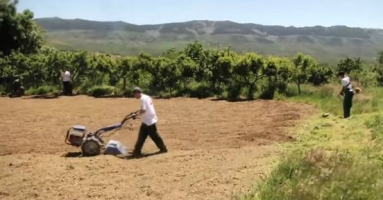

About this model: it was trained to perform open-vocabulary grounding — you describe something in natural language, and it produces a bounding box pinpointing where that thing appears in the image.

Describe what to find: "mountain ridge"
[34,17,383,61]
[36,17,382,31]
[35,17,380,38]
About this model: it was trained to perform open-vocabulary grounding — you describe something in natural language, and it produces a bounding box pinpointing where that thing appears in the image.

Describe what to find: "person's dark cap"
[337,71,345,76]
[133,87,142,93]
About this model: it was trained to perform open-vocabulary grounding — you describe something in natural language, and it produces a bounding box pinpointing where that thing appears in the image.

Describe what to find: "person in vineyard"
[338,71,354,118]
[61,69,72,95]
[12,76,24,97]
[131,87,168,158]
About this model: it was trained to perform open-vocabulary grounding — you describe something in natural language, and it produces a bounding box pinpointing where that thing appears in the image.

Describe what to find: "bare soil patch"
[0,96,315,200]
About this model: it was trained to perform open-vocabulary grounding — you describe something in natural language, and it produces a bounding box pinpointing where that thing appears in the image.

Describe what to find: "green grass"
[238,84,383,200]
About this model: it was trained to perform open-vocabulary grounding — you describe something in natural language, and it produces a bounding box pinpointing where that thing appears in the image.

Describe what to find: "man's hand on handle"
[135,109,145,115]
[121,111,138,125]
[135,110,140,114]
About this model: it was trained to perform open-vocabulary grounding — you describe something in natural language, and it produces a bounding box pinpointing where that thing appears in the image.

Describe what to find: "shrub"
[185,83,213,99]
[226,83,243,100]
[259,81,277,100]
[87,85,117,97]
[25,85,59,95]
[120,89,134,97]
[0,85,6,95]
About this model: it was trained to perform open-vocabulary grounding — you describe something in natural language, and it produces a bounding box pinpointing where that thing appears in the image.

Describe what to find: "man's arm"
[136,98,147,115]
[134,108,145,115]
[340,78,347,95]
[339,87,345,95]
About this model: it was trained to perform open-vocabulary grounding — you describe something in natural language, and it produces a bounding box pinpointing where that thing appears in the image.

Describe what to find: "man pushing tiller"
[131,87,168,158]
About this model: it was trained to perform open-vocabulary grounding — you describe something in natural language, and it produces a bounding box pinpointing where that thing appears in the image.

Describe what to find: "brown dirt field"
[0,96,316,200]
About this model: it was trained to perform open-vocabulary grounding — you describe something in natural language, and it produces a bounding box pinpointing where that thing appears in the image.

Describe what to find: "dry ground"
[0,96,315,200]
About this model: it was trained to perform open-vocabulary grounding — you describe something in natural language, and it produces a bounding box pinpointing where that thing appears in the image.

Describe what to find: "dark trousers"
[133,123,167,154]
[13,82,21,94]
[62,81,72,95]
[343,89,354,118]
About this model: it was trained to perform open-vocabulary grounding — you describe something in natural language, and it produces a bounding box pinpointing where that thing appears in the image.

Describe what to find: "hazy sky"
[17,0,382,28]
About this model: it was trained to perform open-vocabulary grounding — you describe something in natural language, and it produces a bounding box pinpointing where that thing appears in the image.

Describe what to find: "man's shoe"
[131,153,144,158]
[130,150,144,158]
[158,148,168,154]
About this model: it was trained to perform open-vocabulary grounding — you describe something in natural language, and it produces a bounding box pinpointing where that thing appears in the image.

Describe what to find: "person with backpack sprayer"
[338,71,354,118]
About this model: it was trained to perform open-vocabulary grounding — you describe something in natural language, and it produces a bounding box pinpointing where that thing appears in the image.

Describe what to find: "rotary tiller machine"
[65,112,138,156]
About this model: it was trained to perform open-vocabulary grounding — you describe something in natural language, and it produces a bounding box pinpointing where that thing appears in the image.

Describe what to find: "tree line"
[1,0,383,99]
[2,42,382,99]
[2,41,334,99]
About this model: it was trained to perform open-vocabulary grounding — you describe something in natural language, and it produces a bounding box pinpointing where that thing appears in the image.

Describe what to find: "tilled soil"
[0,96,315,200]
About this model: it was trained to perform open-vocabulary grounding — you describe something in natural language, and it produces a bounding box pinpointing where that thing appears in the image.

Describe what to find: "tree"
[378,51,383,65]
[292,53,316,94]
[275,57,294,94]
[148,57,180,96]
[27,53,47,87]
[207,49,235,96]
[258,57,280,99]
[308,64,333,86]
[183,41,210,82]
[234,53,266,100]
[162,47,181,59]
[160,59,181,96]
[374,51,383,86]
[69,51,91,86]
[115,56,137,90]
[0,0,44,56]
[175,54,197,90]
[337,57,362,74]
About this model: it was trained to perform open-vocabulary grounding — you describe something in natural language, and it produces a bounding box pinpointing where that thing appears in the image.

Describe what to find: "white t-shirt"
[341,76,353,91]
[62,71,71,82]
[140,94,158,126]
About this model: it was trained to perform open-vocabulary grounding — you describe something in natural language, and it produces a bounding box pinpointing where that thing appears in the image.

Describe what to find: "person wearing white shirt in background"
[131,87,167,158]
[338,71,354,118]
[61,69,72,95]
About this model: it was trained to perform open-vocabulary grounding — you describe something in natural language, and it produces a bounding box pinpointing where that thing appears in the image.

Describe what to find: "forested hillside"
[35,17,383,61]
